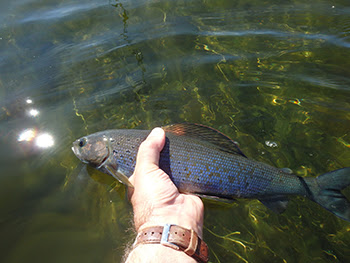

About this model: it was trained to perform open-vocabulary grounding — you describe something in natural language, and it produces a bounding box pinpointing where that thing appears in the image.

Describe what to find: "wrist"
[125,244,198,263]
[137,214,203,239]
[133,199,204,238]
[126,224,209,263]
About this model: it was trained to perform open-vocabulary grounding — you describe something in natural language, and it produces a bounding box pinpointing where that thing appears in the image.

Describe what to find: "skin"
[125,127,204,263]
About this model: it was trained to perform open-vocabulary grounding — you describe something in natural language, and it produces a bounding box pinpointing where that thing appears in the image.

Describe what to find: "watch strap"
[133,224,209,263]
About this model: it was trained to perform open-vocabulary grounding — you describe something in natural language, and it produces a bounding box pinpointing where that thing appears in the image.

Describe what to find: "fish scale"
[72,123,350,222]
[157,133,300,198]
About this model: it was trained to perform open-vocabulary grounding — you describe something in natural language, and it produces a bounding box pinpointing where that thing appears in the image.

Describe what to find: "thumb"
[129,127,165,186]
[136,127,165,168]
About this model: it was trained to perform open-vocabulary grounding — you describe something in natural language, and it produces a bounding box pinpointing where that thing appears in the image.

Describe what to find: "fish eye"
[79,138,87,147]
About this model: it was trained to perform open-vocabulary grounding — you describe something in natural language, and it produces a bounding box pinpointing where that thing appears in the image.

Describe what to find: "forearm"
[124,244,198,263]
[132,200,204,238]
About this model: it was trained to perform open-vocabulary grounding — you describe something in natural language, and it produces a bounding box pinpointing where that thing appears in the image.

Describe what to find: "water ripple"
[19,2,107,23]
[197,30,350,48]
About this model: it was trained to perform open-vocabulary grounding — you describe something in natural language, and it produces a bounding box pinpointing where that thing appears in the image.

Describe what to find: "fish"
[72,123,350,222]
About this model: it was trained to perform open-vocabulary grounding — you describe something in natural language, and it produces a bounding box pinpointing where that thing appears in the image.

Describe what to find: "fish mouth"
[71,146,77,155]
[71,145,88,164]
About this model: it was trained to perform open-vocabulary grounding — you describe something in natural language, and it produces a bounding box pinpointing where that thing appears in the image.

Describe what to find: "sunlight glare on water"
[18,128,36,142]
[35,133,54,148]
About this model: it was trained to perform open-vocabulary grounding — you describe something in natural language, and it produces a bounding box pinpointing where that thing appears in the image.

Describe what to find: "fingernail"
[149,127,163,137]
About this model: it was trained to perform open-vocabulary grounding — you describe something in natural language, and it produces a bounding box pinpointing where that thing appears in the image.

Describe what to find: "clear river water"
[1,0,350,262]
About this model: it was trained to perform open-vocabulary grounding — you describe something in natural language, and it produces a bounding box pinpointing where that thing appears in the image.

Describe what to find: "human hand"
[128,127,204,237]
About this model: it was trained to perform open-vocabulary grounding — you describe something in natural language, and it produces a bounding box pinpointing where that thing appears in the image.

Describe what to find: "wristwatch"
[133,224,209,263]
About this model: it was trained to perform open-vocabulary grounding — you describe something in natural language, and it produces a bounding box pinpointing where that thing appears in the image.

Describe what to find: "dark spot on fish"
[136,138,140,142]
[120,155,123,159]
[110,139,115,142]
[126,150,130,154]
[129,158,133,162]
[117,142,120,146]
[132,145,135,149]
[127,138,130,142]
[113,150,118,154]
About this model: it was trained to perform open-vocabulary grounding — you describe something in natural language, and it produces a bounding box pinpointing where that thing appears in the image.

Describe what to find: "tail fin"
[305,167,350,222]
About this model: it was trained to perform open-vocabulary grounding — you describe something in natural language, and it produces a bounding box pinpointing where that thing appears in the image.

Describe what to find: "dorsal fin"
[162,123,247,157]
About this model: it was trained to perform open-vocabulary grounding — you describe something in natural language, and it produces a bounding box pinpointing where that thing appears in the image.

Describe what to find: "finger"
[136,127,165,169]
[129,127,165,185]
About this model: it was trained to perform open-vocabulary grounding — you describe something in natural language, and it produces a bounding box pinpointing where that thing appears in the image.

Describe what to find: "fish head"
[72,134,110,168]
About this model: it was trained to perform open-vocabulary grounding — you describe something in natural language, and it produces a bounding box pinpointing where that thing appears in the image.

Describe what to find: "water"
[1,0,350,262]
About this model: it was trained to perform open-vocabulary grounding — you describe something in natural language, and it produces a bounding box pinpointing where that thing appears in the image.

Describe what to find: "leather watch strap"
[133,224,209,263]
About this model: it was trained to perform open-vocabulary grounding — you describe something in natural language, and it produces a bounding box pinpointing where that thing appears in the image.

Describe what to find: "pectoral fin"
[259,197,289,214]
[105,164,134,188]
[196,194,235,203]
[99,135,133,188]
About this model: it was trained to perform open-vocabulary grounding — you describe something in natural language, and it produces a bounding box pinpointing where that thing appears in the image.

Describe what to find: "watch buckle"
[160,223,180,250]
